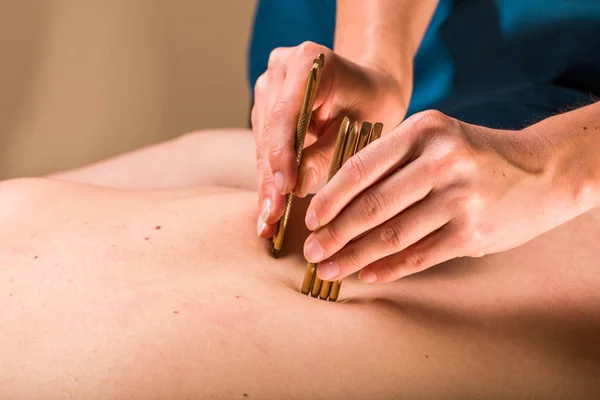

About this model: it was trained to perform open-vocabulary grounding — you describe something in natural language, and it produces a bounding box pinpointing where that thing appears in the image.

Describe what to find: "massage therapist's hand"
[252,41,410,238]
[304,110,599,283]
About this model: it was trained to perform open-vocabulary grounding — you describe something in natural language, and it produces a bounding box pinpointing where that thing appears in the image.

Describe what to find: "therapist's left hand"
[303,110,592,283]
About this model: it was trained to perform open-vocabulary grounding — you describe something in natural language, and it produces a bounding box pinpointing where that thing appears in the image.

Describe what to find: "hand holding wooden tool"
[301,120,383,301]
[266,53,383,302]
[271,54,324,258]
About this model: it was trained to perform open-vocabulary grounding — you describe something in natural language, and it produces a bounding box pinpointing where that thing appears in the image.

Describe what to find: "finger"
[256,154,286,238]
[264,48,288,129]
[254,47,290,134]
[264,53,329,196]
[357,224,461,283]
[255,47,287,202]
[306,125,420,229]
[256,94,287,240]
[307,110,449,229]
[314,193,451,280]
[294,119,341,198]
[305,157,433,259]
[253,71,269,136]
[254,50,290,236]
[255,106,275,238]
[253,71,272,208]
[259,54,288,206]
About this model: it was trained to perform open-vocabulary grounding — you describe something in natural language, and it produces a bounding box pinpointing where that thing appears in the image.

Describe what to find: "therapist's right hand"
[252,41,410,238]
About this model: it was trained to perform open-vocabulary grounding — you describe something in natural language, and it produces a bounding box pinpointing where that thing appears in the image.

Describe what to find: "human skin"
[50,129,258,191]
[1,176,600,399]
[1,130,597,398]
[304,103,600,283]
[251,1,439,239]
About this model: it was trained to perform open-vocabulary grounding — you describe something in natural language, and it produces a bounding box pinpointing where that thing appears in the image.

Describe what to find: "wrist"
[523,124,600,214]
[356,50,413,86]
[360,56,413,116]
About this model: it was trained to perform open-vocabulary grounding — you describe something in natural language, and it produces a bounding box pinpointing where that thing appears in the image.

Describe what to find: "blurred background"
[0,0,254,179]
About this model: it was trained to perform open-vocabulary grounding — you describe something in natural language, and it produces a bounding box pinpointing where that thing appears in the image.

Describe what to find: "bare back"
[1,178,599,399]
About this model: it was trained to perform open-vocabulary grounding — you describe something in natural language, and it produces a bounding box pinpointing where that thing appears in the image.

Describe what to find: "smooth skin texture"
[2,130,600,398]
[251,1,439,239]
[304,103,600,283]
[51,129,257,191]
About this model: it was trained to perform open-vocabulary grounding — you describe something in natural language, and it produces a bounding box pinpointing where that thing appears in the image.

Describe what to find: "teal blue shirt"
[248,0,600,129]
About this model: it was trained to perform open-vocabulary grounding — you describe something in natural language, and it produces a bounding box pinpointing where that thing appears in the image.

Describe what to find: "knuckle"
[421,109,447,124]
[454,152,478,176]
[438,149,476,178]
[453,229,471,249]
[267,144,285,164]
[340,245,362,271]
[257,154,271,175]
[307,148,330,176]
[261,99,291,140]
[408,109,450,132]
[324,221,345,246]
[358,189,385,221]
[419,158,436,178]
[312,192,332,220]
[453,215,487,255]
[436,136,461,158]
[379,225,403,249]
[403,251,429,273]
[451,188,485,216]
[270,97,290,117]
[296,41,319,57]
[465,222,486,246]
[464,190,485,214]
[567,179,595,210]
[469,222,485,242]
[346,154,369,183]
[250,106,258,131]
[254,73,268,98]
[267,98,291,125]
[267,47,285,69]
[261,171,274,187]
[256,150,267,169]
[259,167,274,188]
[376,261,400,281]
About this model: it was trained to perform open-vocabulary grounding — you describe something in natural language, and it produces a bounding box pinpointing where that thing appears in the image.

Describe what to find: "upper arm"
[50,129,259,190]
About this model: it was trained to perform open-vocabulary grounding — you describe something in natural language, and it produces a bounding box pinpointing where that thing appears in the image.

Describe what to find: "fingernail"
[318,261,339,280]
[256,218,266,236]
[300,169,316,196]
[304,239,325,263]
[305,208,320,230]
[273,171,286,194]
[358,270,377,283]
[259,198,272,223]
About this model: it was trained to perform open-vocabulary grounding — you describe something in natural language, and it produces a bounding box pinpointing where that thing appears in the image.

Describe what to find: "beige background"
[0,0,255,178]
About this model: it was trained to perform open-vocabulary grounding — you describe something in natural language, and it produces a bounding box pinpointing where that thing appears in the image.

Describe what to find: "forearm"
[334,0,438,82]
